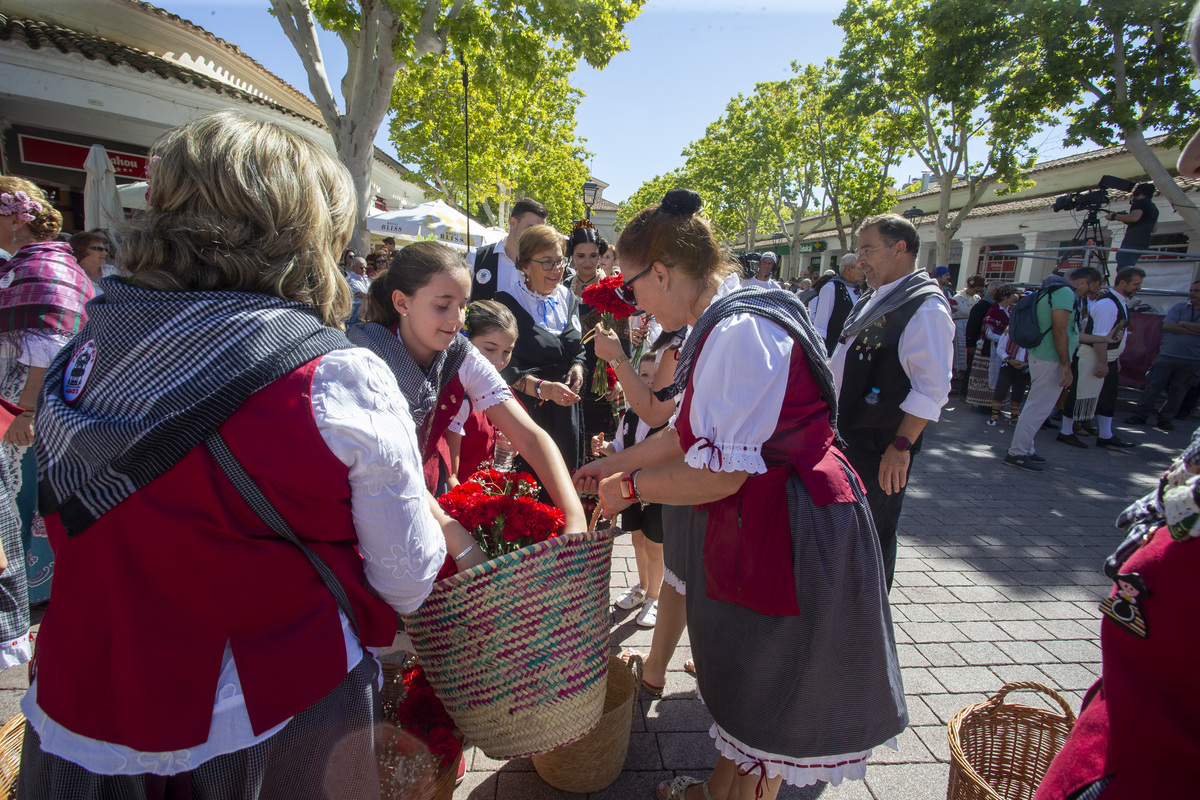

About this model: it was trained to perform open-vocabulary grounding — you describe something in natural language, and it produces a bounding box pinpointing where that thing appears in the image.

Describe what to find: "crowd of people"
[3,21,1200,791]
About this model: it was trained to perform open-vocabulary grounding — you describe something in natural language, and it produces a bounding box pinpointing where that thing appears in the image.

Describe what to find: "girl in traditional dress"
[967,285,1019,409]
[446,299,519,483]
[576,189,906,800]
[349,241,585,532]
[568,221,628,442]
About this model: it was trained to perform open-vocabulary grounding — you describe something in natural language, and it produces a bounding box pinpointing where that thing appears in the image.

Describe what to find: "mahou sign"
[18,134,149,179]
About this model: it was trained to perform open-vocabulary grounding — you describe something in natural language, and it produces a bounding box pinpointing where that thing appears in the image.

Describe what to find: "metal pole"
[459,53,470,251]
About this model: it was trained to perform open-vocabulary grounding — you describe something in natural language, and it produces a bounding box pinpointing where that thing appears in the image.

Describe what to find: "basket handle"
[625,652,644,721]
[589,503,604,532]
[986,681,1076,723]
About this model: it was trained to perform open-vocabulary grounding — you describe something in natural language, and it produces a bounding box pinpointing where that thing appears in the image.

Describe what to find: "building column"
[956,237,982,290]
[1018,232,1051,284]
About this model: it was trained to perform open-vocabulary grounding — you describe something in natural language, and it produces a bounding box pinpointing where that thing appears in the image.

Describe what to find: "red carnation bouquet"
[581,275,637,396]
[379,659,462,798]
[438,469,565,559]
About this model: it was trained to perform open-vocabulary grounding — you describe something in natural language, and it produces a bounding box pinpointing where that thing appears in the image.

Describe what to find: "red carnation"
[581,276,636,319]
[426,727,462,768]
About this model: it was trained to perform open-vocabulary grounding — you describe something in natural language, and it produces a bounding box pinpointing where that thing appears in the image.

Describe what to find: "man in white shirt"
[830,214,955,590]
[743,251,782,289]
[467,198,548,301]
[345,256,371,299]
[813,253,864,354]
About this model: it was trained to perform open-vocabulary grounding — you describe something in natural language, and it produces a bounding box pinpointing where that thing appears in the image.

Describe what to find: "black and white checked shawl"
[673,284,843,444]
[346,321,470,450]
[36,281,351,536]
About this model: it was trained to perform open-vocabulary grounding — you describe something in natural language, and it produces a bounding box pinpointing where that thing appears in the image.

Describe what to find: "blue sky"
[153,0,1089,205]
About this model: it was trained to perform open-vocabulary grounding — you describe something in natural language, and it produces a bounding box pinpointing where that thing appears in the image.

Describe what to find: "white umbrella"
[366,200,503,249]
[83,144,124,231]
[118,181,149,211]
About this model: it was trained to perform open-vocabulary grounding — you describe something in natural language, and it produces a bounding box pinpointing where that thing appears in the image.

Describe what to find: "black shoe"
[1155,417,1175,431]
[1056,433,1089,448]
[1073,421,1097,437]
[1126,415,1148,425]
[1004,454,1044,473]
[1097,435,1136,449]
[1027,453,1047,463]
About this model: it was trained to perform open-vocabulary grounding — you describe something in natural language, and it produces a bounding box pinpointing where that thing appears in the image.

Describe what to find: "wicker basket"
[531,654,641,793]
[401,528,617,760]
[378,660,460,800]
[0,713,22,799]
[947,682,1076,800]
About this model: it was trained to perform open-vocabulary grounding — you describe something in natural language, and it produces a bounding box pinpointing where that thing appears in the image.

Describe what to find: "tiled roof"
[0,13,315,124]
[591,197,619,212]
[799,173,1198,242]
[897,135,1173,202]
[125,0,322,117]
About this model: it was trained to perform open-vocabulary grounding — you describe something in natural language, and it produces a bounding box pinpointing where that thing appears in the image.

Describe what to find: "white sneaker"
[615,585,646,610]
[636,598,658,627]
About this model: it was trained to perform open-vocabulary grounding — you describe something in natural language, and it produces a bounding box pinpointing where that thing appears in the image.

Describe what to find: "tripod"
[1056,207,1110,282]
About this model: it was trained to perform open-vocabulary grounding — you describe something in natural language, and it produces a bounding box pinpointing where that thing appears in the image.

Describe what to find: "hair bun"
[661,189,702,217]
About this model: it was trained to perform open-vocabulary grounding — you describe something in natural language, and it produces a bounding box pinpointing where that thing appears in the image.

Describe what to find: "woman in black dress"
[496,224,586,472]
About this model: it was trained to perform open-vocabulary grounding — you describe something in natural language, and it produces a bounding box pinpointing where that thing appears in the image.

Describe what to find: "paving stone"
[1038,639,1103,664]
[927,666,1002,694]
[954,621,1012,642]
[904,696,941,727]
[1040,663,1102,692]
[931,603,994,622]
[922,692,989,725]
[896,643,931,668]
[903,622,970,643]
[948,585,1009,603]
[623,731,665,770]
[912,724,952,763]
[658,731,718,770]
[898,604,942,623]
[589,770,673,800]
[993,620,1053,641]
[987,663,1056,690]
[914,643,966,667]
[496,771,585,799]
[864,762,951,800]
[1038,619,1099,640]
[950,641,1009,666]
[995,640,1059,664]
[778,778,874,799]
[901,667,945,695]
[871,726,936,764]
[900,587,959,604]
[459,771,499,800]
[643,699,714,732]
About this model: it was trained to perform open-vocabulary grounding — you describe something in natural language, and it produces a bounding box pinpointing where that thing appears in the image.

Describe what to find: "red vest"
[676,328,861,616]
[1035,526,1200,800]
[455,408,498,484]
[423,374,466,492]
[35,358,399,752]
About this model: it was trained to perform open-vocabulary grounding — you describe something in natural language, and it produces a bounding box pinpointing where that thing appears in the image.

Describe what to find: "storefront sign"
[17,134,148,179]
[797,241,827,253]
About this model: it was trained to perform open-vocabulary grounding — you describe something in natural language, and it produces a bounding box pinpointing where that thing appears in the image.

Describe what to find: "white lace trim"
[0,631,32,669]
[471,386,512,414]
[662,567,686,595]
[683,440,767,474]
[709,724,897,788]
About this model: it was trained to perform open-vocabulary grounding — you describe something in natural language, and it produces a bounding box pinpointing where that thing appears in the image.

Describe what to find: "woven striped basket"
[401,528,617,759]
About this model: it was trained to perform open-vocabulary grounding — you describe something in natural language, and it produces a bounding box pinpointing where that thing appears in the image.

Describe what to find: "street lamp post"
[582,181,600,220]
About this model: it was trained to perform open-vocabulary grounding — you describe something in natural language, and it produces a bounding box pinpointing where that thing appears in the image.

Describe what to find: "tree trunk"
[1123,127,1200,243]
[339,130,377,255]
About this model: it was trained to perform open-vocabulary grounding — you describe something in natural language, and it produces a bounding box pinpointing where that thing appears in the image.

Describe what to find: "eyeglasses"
[528,257,565,271]
[855,242,894,258]
[373,258,388,265]
[87,245,109,253]
[617,264,656,305]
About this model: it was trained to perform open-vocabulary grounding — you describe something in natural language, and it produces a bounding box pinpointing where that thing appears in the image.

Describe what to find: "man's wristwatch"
[619,468,644,505]
[892,436,911,452]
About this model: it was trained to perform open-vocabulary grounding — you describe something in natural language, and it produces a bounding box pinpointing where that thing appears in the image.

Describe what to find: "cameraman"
[1107,182,1159,268]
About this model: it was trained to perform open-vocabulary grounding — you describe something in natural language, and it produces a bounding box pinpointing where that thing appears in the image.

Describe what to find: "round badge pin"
[62,339,98,404]
[475,268,492,285]
[0,272,13,290]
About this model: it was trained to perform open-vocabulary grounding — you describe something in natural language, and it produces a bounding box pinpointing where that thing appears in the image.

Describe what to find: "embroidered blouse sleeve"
[447,398,470,435]
[674,314,791,475]
[311,349,446,615]
[458,346,513,413]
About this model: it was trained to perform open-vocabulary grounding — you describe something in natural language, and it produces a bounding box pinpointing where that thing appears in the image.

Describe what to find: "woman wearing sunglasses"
[495,224,586,471]
[574,189,906,800]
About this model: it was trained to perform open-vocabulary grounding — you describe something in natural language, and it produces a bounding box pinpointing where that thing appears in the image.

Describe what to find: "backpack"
[1007,274,1071,350]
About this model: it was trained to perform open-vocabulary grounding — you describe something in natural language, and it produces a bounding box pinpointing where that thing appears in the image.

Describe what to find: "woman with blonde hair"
[19,111,459,798]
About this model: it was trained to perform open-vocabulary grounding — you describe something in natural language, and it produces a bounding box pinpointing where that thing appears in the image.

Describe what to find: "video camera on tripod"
[1051,174,1137,214]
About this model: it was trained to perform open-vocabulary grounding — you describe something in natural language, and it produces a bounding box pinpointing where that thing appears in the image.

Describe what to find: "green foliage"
[1025,0,1200,147]
[389,44,591,230]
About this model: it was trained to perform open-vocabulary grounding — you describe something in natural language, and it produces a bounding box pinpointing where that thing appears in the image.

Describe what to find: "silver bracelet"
[453,544,476,561]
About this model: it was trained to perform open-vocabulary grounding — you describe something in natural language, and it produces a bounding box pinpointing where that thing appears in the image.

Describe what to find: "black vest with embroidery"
[824,278,856,355]
[469,243,501,302]
[838,295,927,434]
[1084,291,1128,335]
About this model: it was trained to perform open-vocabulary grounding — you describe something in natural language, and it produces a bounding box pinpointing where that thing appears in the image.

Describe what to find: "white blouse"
[23,348,446,775]
[670,275,791,476]
[509,280,576,334]
[444,345,515,434]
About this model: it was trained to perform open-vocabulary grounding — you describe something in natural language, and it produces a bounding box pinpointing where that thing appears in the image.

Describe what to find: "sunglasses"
[617,264,656,305]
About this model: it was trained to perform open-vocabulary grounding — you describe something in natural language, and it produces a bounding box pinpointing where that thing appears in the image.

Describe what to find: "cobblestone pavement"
[0,392,1187,799]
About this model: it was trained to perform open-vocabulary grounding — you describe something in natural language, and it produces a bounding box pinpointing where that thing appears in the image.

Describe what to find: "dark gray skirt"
[685,472,907,760]
[19,656,382,800]
[660,504,690,593]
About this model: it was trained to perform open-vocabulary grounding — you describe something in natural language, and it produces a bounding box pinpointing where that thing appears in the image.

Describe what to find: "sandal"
[684,659,696,677]
[620,649,662,697]
[656,776,716,800]
[615,584,646,610]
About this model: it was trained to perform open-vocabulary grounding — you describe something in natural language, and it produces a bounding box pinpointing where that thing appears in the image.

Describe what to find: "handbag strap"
[205,431,361,638]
